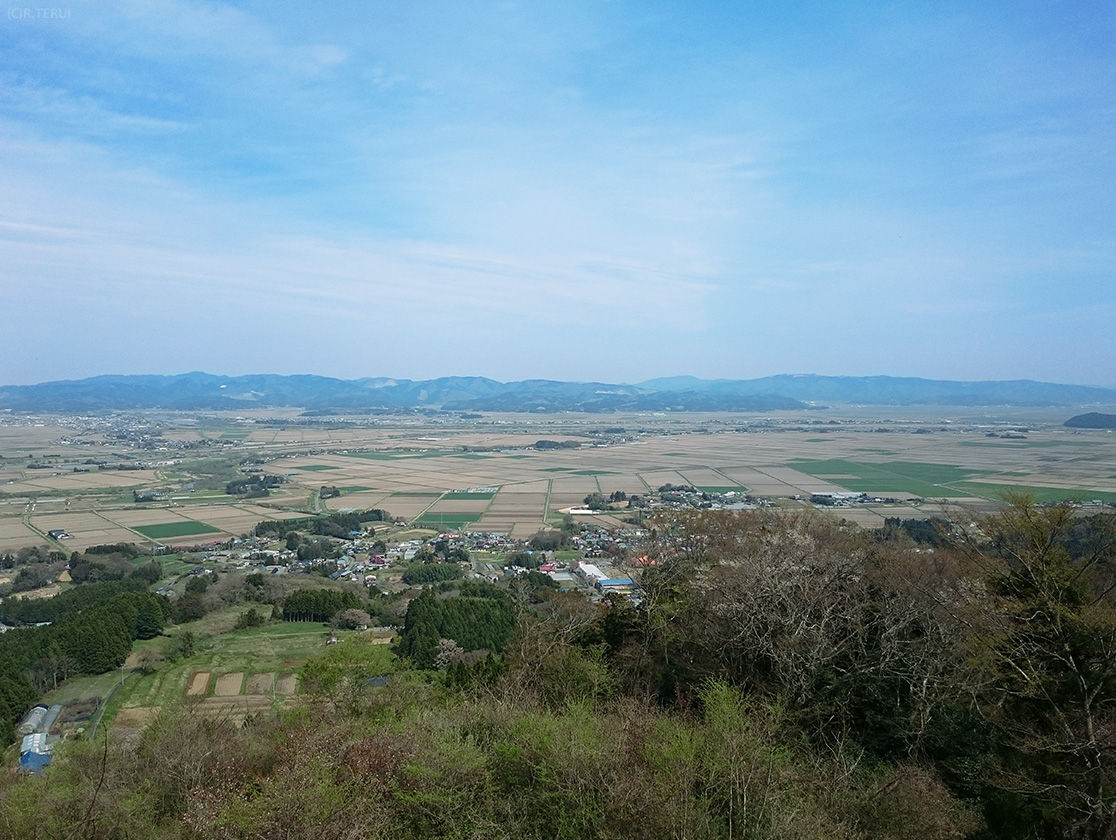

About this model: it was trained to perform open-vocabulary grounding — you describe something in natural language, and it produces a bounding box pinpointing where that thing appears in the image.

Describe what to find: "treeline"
[68,548,162,586]
[84,543,141,558]
[225,474,284,497]
[400,563,463,585]
[532,500,1116,839]
[0,543,157,597]
[0,545,66,569]
[254,509,388,540]
[395,585,515,668]
[0,577,150,626]
[281,588,363,622]
[0,588,169,743]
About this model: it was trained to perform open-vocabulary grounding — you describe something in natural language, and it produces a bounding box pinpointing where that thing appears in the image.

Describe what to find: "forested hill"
[1,372,1114,412]
[1065,412,1116,428]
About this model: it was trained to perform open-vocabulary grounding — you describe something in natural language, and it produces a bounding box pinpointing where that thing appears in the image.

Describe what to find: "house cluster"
[569,525,648,559]
[572,561,637,597]
[629,485,771,514]
[810,492,921,507]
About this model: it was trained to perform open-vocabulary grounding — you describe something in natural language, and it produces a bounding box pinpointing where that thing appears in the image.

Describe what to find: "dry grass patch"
[10,584,61,600]
[113,707,158,728]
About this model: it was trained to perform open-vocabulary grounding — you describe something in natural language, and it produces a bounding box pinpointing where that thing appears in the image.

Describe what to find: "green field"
[133,521,222,539]
[295,464,340,471]
[697,486,747,494]
[791,459,1116,503]
[128,555,205,576]
[442,491,496,500]
[790,459,980,498]
[390,491,442,497]
[951,483,1116,504]
[338,485,373,493]
[573,469,616,476]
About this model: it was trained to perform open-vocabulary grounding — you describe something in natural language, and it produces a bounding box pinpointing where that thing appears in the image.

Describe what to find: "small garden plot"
[245,673,275,694]
[187,672,210,696]
[214,673,244,696]
[275,674,298,695]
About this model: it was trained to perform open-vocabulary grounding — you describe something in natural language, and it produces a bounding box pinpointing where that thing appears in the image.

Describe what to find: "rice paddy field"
[3,404,1116,549]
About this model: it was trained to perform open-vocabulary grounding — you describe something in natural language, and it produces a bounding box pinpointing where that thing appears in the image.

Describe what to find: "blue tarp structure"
[19,733,53,775]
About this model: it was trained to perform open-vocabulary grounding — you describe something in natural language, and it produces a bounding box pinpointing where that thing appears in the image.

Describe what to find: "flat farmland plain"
[2,405,1116,551]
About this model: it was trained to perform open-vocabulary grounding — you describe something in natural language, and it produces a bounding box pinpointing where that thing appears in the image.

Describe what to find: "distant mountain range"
[0,372,1114,413]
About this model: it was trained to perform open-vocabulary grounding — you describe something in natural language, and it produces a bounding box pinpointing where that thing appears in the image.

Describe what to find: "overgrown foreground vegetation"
[4,496,1116,839]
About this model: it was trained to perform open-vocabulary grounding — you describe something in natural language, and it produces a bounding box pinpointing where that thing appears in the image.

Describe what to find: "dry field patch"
[592,475,650,494]
[636,470,691,488]
[275,674,298,695]
[425,500,491,513]
[382,497,438,519]
[214,672,244,696]
[0,533,37,553]
[31,512,110,531]
[493,481,550,493]
[10,584,61,600]
[186,510,268,534]
[187,672,210,696]
[109,509,195,527]
[244,673,275,694]
[836,509,887,527]
[0,520,40,541]
[195,695,273,724]
[67,529,148,550]
[678,468,743,488]
[114,707,158,728]
[550,477,605,494]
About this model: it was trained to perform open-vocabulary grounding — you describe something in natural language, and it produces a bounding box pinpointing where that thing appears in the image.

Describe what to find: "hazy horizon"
[4,369,1116,392]
[3,3,1114,386]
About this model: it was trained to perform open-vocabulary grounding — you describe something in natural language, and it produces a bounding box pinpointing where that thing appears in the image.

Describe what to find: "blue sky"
[1,0,1113,386]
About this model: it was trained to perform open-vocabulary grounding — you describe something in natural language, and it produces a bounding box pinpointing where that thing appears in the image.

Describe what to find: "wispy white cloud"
[0,1,1113,385]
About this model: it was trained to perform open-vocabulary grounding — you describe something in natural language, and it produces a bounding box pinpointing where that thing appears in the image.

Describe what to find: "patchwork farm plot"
[96,618,354,732]
[5,407,1116,553]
